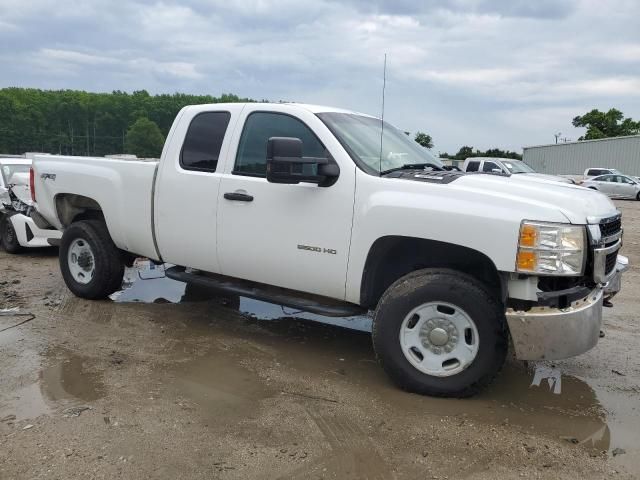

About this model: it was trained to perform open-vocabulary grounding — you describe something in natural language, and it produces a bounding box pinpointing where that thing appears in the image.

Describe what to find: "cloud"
[0,0,639,153]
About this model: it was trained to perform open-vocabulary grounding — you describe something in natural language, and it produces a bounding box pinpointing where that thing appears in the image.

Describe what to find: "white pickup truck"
[31,102,628,397]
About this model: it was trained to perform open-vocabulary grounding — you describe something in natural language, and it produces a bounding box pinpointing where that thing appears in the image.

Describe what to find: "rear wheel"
[372,269,508,397]
[636,192,640,201]
[59,220,124,299]
[1,216,22,254]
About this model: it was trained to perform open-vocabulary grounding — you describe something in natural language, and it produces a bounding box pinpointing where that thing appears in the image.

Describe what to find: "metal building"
[523,135,640,176]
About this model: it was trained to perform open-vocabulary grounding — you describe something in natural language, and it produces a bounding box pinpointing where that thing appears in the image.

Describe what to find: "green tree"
[125,117,165,158]
[414,132,433,149]
[572,108,640,140]
[0,88,253,156]
[440,146,522,160]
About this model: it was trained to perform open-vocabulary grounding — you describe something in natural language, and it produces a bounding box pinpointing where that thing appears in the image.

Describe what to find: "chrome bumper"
[506,289,603,361]
[604,254,629,299]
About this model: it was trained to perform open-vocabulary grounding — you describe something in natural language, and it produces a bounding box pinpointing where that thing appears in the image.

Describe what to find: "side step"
[165,267,366,317]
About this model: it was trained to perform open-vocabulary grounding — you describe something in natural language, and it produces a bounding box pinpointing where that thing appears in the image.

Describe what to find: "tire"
[372,268,508,398]
[1,215,22,254]
[636,192,640,201]
[59,220,124,299]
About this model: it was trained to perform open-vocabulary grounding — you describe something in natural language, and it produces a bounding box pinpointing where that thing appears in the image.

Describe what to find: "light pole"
[554,132,562,144]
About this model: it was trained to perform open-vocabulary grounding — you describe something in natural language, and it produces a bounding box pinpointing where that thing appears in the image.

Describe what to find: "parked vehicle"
[582,174,640,200]
[31,102,627,397]
[462,157,574,184]
[584,167,623,178]
[0,158,61,253]
[583,167,639,183]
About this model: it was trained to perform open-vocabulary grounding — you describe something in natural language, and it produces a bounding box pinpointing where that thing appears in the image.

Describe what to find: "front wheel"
[59,220,124,299]
[1,216,22,254]
[372,269,508,397]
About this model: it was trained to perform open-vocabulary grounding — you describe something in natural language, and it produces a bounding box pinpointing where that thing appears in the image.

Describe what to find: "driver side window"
[234,112,325,177]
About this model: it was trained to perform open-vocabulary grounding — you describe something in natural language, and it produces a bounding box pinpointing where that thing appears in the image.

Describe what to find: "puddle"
[0,349,105,422]
[111,266,372,332]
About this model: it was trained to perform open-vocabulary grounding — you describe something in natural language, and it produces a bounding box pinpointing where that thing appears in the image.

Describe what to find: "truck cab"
[32,103,628,397]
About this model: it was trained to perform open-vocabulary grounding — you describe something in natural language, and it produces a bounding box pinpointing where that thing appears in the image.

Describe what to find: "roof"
[463,157,523,162]
[183,102,375,118]
[524,134,640,150]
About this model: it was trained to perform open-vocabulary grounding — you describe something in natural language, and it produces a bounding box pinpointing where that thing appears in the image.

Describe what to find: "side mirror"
[266,137,339,186]
[491,168,502,174]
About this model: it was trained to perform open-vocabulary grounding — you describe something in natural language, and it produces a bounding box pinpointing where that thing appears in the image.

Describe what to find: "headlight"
[516,221,586,276]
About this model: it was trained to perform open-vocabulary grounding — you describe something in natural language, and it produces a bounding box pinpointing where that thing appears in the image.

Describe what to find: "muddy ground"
[1,200,639,480]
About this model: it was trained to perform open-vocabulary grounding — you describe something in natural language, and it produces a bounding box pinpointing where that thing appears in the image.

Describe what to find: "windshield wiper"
[380,163,443,176]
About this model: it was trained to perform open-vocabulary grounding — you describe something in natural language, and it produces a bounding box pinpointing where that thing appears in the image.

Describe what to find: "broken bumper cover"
[506,289,603,361]
[507,254,629,361]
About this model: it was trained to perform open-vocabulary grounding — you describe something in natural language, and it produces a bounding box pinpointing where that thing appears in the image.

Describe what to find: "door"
[593,175,615,195]
[154,105,244,271]
[481,160,501,173]
[217,108,355,300]
[616,175,637,198]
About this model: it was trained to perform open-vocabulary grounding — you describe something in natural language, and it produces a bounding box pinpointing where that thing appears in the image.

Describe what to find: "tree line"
[0,88,252,158]
[2,87,636,160]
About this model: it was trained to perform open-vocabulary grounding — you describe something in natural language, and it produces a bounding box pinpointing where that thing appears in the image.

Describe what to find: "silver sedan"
[582,174,640,200]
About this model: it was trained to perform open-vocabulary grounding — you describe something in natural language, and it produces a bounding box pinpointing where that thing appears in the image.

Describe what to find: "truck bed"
[32,155,159,259]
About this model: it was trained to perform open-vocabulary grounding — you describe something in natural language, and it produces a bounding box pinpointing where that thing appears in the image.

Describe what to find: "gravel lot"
[1,200,638,479]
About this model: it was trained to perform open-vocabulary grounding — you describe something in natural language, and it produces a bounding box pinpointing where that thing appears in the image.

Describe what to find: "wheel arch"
[360,236,504,309]
[54,193,105,227]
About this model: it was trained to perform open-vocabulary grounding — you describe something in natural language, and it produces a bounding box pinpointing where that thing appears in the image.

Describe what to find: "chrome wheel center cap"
[429,327,449,346]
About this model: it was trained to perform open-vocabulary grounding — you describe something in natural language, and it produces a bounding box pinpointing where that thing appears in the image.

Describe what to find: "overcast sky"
[1,0,639,153]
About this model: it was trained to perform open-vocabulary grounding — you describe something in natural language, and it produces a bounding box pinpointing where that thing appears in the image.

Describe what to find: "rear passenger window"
[483,161,499,172]
[234,112,325,177]
[180,112,231,172]
[466,161,480,172]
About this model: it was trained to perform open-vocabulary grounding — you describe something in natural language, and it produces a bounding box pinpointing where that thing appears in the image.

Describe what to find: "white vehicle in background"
[462,157,575,184]
[0,158,61,253]
[583,167,639,183]
[582,174,640,200]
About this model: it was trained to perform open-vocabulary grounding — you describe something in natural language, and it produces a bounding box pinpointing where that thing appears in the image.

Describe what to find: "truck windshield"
[501,160,535,174]
[317,112,443,175]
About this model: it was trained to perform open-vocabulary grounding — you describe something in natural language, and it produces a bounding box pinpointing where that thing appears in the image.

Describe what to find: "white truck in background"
[462,157,575,184]
[31,102,627,397]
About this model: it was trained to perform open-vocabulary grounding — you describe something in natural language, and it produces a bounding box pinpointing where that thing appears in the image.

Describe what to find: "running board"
[165,267,366,317]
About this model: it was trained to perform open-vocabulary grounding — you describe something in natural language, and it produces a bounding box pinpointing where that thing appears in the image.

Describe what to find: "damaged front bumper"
[506,255,628,361]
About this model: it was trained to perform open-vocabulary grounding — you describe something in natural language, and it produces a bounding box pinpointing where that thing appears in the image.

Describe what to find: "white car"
[462,157,574,184]
[1,158,62,253]
[582,174,640,200]
[32,102,627,397]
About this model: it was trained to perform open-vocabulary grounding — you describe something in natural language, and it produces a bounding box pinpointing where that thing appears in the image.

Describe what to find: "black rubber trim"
[536,286,591,307]
[165,266,366,317]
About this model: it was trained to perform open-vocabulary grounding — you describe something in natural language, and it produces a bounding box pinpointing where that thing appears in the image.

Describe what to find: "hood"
[453,173,616,224]
[518,172,573,184]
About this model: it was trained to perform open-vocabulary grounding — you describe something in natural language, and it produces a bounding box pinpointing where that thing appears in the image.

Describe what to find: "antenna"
[379,53,387,176]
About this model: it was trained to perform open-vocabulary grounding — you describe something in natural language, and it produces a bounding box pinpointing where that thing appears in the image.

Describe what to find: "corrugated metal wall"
[523,135,640,176]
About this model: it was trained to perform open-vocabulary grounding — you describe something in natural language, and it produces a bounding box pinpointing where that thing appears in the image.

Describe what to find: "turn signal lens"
[517,251,537,270]
[519,224,537,247]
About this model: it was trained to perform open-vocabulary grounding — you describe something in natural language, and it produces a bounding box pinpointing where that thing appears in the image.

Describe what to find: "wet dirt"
[0,201,639,479]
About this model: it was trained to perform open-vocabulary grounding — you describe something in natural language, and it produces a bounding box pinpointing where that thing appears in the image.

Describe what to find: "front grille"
[599,216,622,239]
[605,252,618,275]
